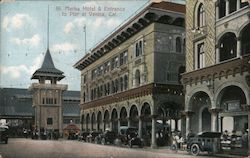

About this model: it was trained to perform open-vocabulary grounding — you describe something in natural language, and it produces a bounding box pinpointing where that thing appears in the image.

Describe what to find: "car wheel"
[191,144,200,156]
[101,138,106,145]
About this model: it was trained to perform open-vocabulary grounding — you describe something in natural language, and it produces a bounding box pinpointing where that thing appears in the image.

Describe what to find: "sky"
[0,0,185,91]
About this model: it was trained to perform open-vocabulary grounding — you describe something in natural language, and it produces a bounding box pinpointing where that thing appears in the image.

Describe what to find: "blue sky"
[0,0,185,91]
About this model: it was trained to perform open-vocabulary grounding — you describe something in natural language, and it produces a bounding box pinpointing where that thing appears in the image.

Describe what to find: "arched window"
[176,37,182,53]
[135,69,141,87]
[219,32,237,62]
[241,23,250,55]
[197,3,205,28]
[115,79,119,93]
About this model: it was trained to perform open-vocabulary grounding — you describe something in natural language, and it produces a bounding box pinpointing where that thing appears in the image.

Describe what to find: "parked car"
[86,131,101,143]
[0,125,9,144]
[187,131,221,156]
[95,130,116,145]
[78,131,90,142]
[119,126,144,148]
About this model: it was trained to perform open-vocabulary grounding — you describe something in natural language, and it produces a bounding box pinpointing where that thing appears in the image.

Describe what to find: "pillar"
[248,113,250,157]
[216,2,219,20]
[226,0,230,16]
[117,118,120,135]
[216,45,220,63]
[151,116,157,148]
[138,117,142,138]
[210,108,220,132]
[185,111,193,137]
[237,38,241,58]
[127,118,131,128]
[237,0,241,10]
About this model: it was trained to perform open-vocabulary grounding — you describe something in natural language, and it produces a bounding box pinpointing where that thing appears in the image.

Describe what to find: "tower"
[29,7,67,137]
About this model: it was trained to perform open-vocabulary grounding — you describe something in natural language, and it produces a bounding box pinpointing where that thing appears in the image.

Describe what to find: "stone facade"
[183,0,250,156]
[75,1,186,148]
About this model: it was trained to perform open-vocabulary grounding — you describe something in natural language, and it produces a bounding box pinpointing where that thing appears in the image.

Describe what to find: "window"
[120,77,124,91]
[135,69,141,87]
[104,61,110,73]
[197,4,205,28]
[135,39,143,57]
[197,42,205,69]
[47,118,53,125]
[120,50,128,66]
[124,75,128,90]
[176,37,182,53]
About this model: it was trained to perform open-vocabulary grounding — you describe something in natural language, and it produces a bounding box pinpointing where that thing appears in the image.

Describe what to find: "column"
[127,117,131,128]
[185,111,193,137]
[138,117,142,138]
[151,116,157,148]
[216,2,220,20]
[237,38,241,58]
[248,113,250,156]
[237,0,241,10]
[117,118,121,135]
[226,0,230,16]
[216,45,220,63]
[210,108,220,132]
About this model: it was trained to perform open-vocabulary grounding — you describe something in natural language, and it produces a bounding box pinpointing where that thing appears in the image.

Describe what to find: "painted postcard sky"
[0,0,185,91]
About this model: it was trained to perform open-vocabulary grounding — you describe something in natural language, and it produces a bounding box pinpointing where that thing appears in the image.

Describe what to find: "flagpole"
[84,25,86,54]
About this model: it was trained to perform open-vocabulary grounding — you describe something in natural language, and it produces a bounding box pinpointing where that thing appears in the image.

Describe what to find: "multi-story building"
[74,1,185,147]
[0,88,80,138]
[183,0,250,156]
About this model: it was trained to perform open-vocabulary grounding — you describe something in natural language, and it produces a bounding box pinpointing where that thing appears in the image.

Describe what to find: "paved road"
[0,138,229,158]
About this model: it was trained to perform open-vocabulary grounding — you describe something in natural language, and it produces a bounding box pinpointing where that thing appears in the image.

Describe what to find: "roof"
[74,1,185,70]
[31,49,65,80]
[0,88,80,118]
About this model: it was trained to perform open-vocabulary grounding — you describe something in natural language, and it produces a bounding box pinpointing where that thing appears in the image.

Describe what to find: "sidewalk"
[144,146,247,158]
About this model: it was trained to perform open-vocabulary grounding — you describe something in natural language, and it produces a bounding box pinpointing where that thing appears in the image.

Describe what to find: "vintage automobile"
[86,131,101,143]
[186,131,221,156]
[119,126,144,148]
[0,125,9,144]
[95,130,116,145]
[78,131,90,142]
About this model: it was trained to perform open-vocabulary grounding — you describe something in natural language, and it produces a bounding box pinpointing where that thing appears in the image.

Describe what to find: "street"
[0,138,229,158]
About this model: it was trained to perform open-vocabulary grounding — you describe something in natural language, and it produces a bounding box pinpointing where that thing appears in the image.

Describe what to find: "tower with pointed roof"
[29,7,67,137]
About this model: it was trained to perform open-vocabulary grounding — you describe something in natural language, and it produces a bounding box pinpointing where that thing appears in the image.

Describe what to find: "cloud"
[11,34,41,46]
[2,13,34,31]
[0,54,43,79]
[63,17,122,34]
[51,42,79,53]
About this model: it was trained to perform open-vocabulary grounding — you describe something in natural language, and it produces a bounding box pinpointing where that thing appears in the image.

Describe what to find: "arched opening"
[176,37,182,53]
[129,105,139,128]
[218,86,247,131]
[97,111,102,132]
[219,32,237,62]
[135,69,141,87]
[86,113,90,132]
[141,103,151,136]
[104,110,110,130]
[81,114,84,131]
[120,107,128,126]
[202,108,211,131]
[189,91,211,133]
[241,23,250,55]
[91,113,96,131]
[197,3,205,28]
[111,109,118,134]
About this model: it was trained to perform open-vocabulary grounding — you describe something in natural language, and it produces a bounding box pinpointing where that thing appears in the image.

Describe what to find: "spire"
[31,6,64,81]
[47,5,50,49]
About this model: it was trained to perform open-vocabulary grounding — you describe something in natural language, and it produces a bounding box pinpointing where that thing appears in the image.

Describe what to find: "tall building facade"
[183,0,250,155]
[74,1,185,147]
[29,49,67,136]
